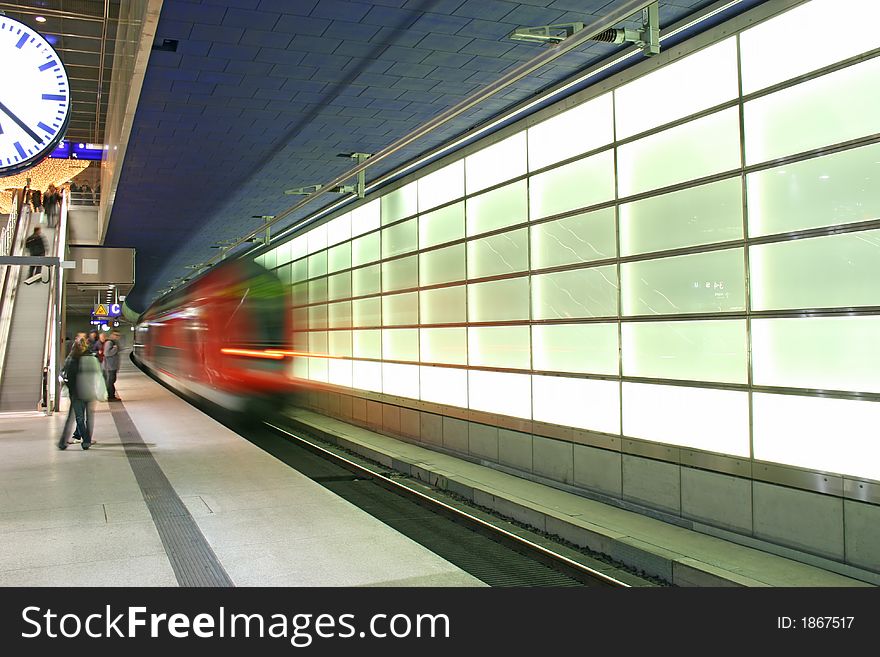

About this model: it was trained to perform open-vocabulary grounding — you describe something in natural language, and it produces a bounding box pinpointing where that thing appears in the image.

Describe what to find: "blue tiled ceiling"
[105,0,720,310]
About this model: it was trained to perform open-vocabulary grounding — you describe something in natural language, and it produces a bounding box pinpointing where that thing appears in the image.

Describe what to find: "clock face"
[0,15,71,176]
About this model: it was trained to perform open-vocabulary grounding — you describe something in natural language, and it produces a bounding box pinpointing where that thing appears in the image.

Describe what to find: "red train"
[133,258,295,414]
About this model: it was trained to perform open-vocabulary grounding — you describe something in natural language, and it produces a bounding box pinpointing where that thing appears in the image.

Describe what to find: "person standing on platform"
[58,338,93,450]
[86,330,100,356]
[103,330,121,401]
[24,226,46,279]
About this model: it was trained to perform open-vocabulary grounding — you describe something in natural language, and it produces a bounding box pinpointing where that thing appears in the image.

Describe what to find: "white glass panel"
[382,292,418,326]
[420,366,468,407]
[352,329,381,359]
[468,326,531,370]
[292,257,308,283]
[623,382,749,456]
[622,320,747,384]
[468,370,532,419]
[290,236,308,261]
[352,263,381,297]
[419,244,465,287]
[326,213,351,246]
[753,393,880,481]
[747,143,880,237]
[618,108,741,197]
[328,330,352,357]
[352,360,382,392]
[532,324,618,375]
[528,93,613,170]
[419,202,464,248]
[307,357,328,382]
[382,328,419,361]
[292,307,308,332]
[532,375,620,434]
[418,160,464,211]
[308,331,328,355]
[292,282,308,307]
[382,255,418,292]
[622,249,746,316]
[529,150,614,220]
[531,208,616,269]
[467,228,529,279]
[382,363,420,398]
[620,177,743,256]
[260,251,274,268]
[328,359,353,388]
[420,286,466,324]
[752,316,880,393]
[308,251,327,278]
[750,230,880,310]
[744,57,880,164]
[741,0,880,94]
[532,266,618,320]
[274,241,292,266]
[292,329,309,352]
[292,358,308,380]
[351,199,380,237]
[381,218,418,258]
[466,132,527,193]
[468,277,530,322]
[275,264,292,286]
[616,39,738,139]
[328,271,351,301]
[327,242,351,273]
[308,278,327,304]
[351,232,380,266]
[327,301,352,329]
[352,297,381,327]
[309,304,327,330]
[420,327,467,365]
[466,180,528,236]
[306,224,327,254]
[381,182,418,225]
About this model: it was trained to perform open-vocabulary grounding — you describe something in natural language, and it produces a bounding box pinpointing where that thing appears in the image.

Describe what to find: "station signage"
[93,303,121,318]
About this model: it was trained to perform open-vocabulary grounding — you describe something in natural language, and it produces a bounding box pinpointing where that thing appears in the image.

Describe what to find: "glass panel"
[529,150,614,220]
[530,207,616,269]
[528,93,613,170]
[419,244,465,287]
[418,160,464,211]
[351,199,380,237]
[292,308,308,332]
[327,242,351,273]
[623,382,750,456]
[753,393,880,481]
[532,266,618,320]
[308,304,327,330]
[467,228,529,279]
[275,264,292,286]
[381,181,418,225]
[292,257,308,283]
[752,316,880,393]
[308,251,327,278]
[307,224,327,254]
[532,324,618,375]
[308,331,328,355]
[352,263,381,297]
[307,357,328,382]
[262,251,276,269]
[420,366,468,407]
[292,357,308,380]
[328,359,353,388]
[328,330,352,357]
[420,327,467,365]
[622,249,746,316]
[353,360,382,392]
[382,292,418,326]
[744,57,880,164]
[532,375,620,434]
[620,177,743,256]
[750,230,880,310]
[328,271,351,301]
[622,320,747,384]
[747,144,880,237]
[382,328,419,362]
[352,297,381,327]
[466,132,527,194]
[326,213,351,246]
[468,326,530,369]
[381,218,418,258]
[351,232,380,266]
[383,363,420,398]
[466,180,528,236]
[616,38,738,139]
[327,301,352,329]
[618,108,741,197]
[352,329,381,359]
[274,241,292,266]
[468,370,532,419]
[292,281,308,307]
[308,278,327,304]
[419,201,464,249]
[290,236,307,261]
[740,0,880,94]
[382,255,418,292]
[468,277,530,322]
[420,286,466,324]
[292,328,308,351]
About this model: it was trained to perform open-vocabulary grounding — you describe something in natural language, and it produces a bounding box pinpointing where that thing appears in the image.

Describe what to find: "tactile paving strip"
[110,404,234,587]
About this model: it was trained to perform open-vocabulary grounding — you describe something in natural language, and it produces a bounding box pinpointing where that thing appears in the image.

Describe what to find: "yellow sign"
[94,304,108,316]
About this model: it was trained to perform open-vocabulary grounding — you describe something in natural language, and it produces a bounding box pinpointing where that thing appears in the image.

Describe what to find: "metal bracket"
[508,22,586,45]
[284,153,372,199]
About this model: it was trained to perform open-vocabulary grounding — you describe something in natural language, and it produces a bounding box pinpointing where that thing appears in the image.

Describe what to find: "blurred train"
[133,258,295,414]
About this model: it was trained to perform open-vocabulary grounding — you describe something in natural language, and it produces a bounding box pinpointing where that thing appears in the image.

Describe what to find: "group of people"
[25,184,63,227]
[57,329,122,451]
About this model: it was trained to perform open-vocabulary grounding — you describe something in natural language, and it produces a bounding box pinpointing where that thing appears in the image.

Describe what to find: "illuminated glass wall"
[259,0,880,484]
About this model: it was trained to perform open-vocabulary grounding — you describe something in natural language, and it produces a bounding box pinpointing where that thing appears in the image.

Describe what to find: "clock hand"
[0,99,42,143]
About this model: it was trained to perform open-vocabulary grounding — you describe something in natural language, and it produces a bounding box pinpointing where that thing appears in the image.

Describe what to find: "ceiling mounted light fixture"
[35,16,47,23]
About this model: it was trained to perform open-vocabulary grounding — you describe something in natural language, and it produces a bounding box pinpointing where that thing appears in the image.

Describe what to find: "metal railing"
[0,190,28,393]
[40,190,69,412]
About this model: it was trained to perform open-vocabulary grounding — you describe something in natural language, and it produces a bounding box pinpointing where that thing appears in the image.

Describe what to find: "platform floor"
[0,361,483,587]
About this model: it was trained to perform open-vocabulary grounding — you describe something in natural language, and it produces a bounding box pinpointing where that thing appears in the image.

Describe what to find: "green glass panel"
[468,326,531,369]
[309,304,327,330]
[467,228,528,279]
[308,278,327,304]
[352,297,381,327]
[465,132,527,194]
[382,328,419,362]
[381,218,418,258]
[327,301,352,329]
[420,286,466,324]
[352,329,381,359]
[466,180,528,236]
[381,182,418,225]
[531,324,618,375]
[352,263,380,297]
[532,266,618,320]
[418,161,464,211]
[531,208,616,269]
[327,242,351,274]
[420,244,465,287]
[420,328,467,365]
[382,292,418,326]
[351,232,380,266]
[419,202,464,249]
[327,271,351,301]
[529,150,614,220]
[468,277,530,322]
[382,255,418,292]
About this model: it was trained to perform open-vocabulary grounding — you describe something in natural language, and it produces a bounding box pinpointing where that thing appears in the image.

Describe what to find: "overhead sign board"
[94,303,121,318]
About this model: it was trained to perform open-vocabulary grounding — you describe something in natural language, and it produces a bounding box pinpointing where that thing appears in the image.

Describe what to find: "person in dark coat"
[24,226,46,278]
[58,338,93,450]
[102,330,121,401]
[43,184,62,228]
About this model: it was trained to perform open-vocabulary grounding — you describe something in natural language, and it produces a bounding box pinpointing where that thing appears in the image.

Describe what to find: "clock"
[0,15,71,176]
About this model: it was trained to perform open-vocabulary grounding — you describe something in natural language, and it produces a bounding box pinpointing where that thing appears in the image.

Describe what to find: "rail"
[0,189,28,390]
[40,190,69,412]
